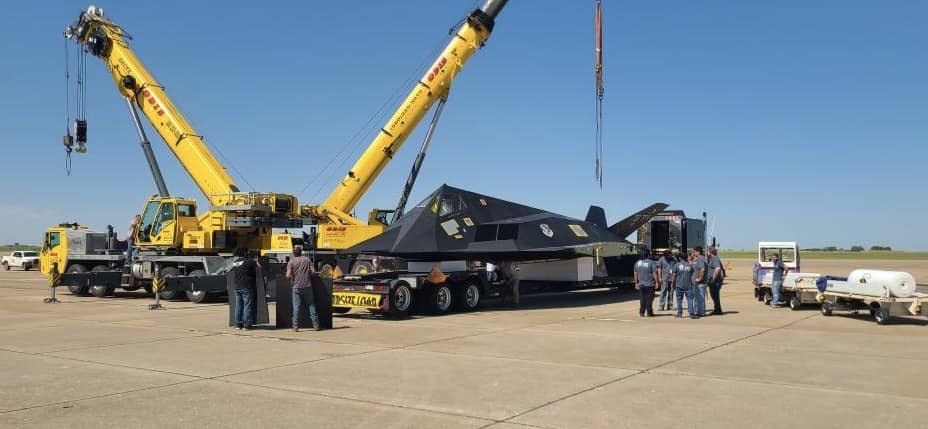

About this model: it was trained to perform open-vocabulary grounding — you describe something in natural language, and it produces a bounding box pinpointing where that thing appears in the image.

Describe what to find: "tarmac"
[1,259,926,428]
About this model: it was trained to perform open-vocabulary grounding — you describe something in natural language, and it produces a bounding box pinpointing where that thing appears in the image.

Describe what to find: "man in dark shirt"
[707,246,725,315]
[692,247,708,317]
[657,250,675,311]
[287,246,319,331]
[634,251,659,317]
[232,248,260,330]
[770,253,789,307]
[672,251,697,319]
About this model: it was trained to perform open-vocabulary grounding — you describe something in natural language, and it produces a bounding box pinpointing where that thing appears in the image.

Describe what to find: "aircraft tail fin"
[585,206,608,230]
[609,203,669,238]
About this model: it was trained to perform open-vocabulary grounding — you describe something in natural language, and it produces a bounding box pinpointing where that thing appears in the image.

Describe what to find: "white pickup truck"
[2,251,39,271]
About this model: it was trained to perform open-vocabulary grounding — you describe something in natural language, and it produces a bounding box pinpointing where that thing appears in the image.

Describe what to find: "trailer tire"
[386,282,413,319]
[157,267,184,301]
[454,281,481,312]
[821,301,833,316]
[66,264,89,295]
[184,270,209,303]
[873,307,891,325]
[789,296,802,311]
[89,266,115,298]
[426,283,454,315]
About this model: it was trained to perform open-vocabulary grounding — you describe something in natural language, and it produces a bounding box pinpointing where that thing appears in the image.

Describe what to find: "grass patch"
[1,245,40,253]
[720,250,928,260]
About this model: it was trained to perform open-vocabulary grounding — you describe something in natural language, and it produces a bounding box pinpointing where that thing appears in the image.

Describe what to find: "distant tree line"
[804,245,892,252]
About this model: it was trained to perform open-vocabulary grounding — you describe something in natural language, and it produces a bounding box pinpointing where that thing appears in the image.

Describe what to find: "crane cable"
[64,39,72,175]
[594,0,605,189]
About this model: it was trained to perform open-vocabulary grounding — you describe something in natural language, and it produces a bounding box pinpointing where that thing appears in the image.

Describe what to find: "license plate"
[332,292,382,309]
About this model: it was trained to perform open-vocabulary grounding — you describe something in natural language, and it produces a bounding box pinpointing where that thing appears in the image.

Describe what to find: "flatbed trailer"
[818,290,928,325]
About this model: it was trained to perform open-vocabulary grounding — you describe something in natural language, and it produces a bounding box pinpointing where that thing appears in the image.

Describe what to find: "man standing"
[692,246,708,317]
[232,248,260,330]
[770,253,789,308]
[287,246,319,332]
[126,214,140,262]
[633,251,659,317]
[672,251,697,319]
[657,250,675,311]
[707,246,725,315]
[500,261,520,307]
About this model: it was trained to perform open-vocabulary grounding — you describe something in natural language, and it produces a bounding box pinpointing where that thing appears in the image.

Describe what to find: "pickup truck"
[2,251,39,271]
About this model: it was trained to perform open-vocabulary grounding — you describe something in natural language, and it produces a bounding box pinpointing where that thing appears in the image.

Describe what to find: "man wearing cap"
[707,246,725,315]
[657,250,676,311]
[634,250,659,317]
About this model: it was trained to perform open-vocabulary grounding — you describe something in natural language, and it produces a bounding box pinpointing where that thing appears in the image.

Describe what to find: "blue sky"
[0,0,925,250]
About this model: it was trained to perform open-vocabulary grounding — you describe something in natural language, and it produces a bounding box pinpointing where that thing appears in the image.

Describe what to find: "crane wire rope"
[593,0,605,189]
[296,35,450,202]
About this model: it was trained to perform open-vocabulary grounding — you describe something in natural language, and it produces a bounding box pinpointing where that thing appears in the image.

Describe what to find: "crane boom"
[309,0,509,224]
[65,6,240,206]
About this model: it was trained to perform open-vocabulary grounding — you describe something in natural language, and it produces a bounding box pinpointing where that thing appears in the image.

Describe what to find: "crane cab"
[135,197,198,249]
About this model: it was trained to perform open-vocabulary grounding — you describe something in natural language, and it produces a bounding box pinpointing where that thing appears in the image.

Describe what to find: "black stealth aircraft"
[346,185,667,273]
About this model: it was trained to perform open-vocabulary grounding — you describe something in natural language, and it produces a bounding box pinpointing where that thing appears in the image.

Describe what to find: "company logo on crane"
[426,57,448,82]
[141,89,166,116]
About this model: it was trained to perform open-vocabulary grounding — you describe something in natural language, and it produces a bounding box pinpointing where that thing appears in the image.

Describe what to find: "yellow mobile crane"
[54,5,301,302]
[52,0,508,299]
[301,0,509,273]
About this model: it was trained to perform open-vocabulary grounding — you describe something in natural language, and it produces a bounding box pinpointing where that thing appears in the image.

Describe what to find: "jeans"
[695,283,707,316]
[658,280,673,310]
[771,280,783,305]
[675,286,695,317]
[708,280,722,313]
[292,287,319,329]
[639,286,655,316]
[234,288,255,328]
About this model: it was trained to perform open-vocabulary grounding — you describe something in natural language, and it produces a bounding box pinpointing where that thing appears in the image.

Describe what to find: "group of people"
[634,246,725,319]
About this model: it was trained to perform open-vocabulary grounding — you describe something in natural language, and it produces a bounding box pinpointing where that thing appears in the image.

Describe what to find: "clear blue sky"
[0,0,925,250]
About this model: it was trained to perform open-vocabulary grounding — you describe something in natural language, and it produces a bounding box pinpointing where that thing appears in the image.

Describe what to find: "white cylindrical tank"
[826,270,917,298]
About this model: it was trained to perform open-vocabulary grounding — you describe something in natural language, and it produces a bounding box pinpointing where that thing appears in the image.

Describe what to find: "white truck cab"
[757,241,800,272]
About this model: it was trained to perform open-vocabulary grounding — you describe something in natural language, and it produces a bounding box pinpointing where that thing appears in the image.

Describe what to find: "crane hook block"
[74,119,88,153]
[63,133,73,149]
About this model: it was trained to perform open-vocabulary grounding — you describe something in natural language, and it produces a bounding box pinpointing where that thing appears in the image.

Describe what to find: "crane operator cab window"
[138,201,175,243]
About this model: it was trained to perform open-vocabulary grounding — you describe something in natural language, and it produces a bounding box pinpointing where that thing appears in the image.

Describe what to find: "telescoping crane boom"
[303,0,509,256]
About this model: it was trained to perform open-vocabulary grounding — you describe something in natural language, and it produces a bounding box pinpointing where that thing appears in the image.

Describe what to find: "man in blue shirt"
[692,246,708,317]
[657,250,675,311]
[634,251,659,317]
[672,251,697,319]
[770,253,789,307]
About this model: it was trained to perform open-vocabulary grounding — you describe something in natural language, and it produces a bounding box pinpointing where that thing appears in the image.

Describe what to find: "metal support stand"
[44,264,61,304]
[148,264,165,310]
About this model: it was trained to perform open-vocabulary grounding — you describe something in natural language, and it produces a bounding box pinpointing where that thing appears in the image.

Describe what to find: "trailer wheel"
[454,281,481,312]
[427,284,454,315]
[821,301,833,316]
[873,307,891,325]
[183,270,209,303]
[66,264,89,295]
[387,282,413,319]
[157,267,184,300]
[789,296,802,311]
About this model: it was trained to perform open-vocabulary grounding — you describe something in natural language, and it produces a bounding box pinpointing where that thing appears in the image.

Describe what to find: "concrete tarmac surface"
[1,259,926,428]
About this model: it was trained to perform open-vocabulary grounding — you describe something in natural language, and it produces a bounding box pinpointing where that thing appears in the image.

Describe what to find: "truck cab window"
[46,232,61,249]
[177,204,196,217]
